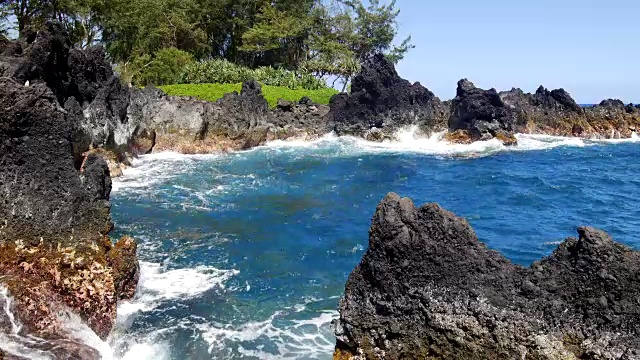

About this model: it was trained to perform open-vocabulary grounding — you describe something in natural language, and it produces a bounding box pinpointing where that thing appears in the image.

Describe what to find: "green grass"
[159,83,338,108]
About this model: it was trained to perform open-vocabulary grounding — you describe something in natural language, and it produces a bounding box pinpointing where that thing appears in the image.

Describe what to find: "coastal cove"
[105,133,640,359]
[2,22,640,360]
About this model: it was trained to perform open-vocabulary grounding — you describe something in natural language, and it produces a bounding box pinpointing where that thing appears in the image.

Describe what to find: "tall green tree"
[194,0,262,64]
[340,0,413,62]
[302,0,413,90]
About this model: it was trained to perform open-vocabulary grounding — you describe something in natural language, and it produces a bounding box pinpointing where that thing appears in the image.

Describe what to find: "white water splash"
[0,286,114,360]
[117,261,238,318]
[1,286,21,334]
[112,128,640,193]
[261,126,640,157]
[112,152,219,192]
[198,309,337,360]
[106,261,239,360]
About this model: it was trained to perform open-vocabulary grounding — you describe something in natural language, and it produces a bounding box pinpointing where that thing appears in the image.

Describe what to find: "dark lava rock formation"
[447,79,640,144]
[4,22,635,167]
[0,25,139,357]
[447,79,519,144]
[334,193,640,360]
[326,54,450,140]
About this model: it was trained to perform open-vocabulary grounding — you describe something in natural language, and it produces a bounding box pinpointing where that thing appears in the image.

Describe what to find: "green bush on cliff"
[159,83,338,108]
[179,59,328,90]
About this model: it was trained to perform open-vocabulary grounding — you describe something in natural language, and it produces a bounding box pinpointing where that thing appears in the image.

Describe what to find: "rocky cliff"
[0,24,139,357]
[129,81,329,155]
[334,193,640,360]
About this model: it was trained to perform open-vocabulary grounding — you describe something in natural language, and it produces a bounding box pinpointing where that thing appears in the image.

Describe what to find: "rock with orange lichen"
[444,129,517,146]
[107,236,140,301]
[494,131,517,146]
[82,147,130,178]
[444,129,474,144]
[0,240,117,339]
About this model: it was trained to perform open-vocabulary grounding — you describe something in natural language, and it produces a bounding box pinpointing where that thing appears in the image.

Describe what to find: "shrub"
[179,58,328,90]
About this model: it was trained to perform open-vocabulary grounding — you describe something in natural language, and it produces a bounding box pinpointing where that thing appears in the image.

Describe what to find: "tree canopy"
[0,0,414,88]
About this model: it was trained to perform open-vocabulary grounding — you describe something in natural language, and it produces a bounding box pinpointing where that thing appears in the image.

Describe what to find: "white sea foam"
[112,128,639,194]
[103,261,239,360]
[261,126,638,158]
[0,286,116,360]
[0,286,53,360]
[0,261,242,360]
[587,131,640,144]
[112,152,219,192]
[117,261,239,317]
[197,309,337,359]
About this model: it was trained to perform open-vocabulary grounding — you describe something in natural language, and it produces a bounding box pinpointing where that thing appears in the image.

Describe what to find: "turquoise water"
[107,132,640,359]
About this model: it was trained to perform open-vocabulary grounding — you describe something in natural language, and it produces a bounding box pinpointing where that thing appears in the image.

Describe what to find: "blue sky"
[393,0,639,104]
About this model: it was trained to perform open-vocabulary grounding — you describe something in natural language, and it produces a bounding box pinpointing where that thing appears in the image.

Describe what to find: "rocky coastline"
[4,24,639,181]
[334,193,640,359]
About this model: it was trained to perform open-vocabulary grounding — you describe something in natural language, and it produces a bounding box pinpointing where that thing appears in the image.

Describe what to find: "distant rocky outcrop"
[326,54,450,140]
[334,193,640,360]
[500,87,640,139]
[446,79,518,145]
[0,25,139,357]
[446,78,640,145]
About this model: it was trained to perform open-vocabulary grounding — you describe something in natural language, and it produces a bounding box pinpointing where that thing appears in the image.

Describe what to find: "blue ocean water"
[106,132,640,359]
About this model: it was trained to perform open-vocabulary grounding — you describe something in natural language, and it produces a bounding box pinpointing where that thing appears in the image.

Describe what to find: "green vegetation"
[180,59,326,90]
[1,0,413,90]
[117,48,195,86]
[159,83,338,108]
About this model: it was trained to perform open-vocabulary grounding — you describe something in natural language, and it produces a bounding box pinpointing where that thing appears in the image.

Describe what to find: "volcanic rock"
[0,75,138,346]
[448,79,518,143]
[334,193,640,359]
[326,54,449,138]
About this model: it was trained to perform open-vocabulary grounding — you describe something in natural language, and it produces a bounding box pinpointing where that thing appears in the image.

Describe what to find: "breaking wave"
[262,127,640,158]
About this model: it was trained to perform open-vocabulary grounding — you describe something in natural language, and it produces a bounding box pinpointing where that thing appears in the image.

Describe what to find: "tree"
[0,4,9,36]
[301,0,413,91]
[340,0,413,61]
[101,0,208,62]
[45,0,105,47]
[240,0,314,69]
[191,0,265,65]
[0,0,47,36]
[117,47,193,86]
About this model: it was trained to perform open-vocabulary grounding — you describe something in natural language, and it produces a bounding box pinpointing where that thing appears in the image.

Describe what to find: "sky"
[393,0,639,104]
